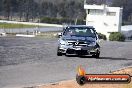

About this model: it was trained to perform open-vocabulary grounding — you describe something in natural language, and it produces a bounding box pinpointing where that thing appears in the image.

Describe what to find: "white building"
[84,4,123,39]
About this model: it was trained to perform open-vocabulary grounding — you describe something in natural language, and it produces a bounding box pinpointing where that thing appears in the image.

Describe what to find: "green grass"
[0,23,38,29]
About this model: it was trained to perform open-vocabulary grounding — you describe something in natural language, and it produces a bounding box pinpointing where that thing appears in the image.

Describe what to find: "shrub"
[109,32,125,41]
[98,33,107,40]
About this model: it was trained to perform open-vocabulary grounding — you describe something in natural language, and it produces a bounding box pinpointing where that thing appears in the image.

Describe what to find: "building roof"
[84,4,105,10]
[84,4,123,11]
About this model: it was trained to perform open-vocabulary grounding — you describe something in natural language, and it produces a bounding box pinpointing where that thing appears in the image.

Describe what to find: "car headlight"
[88,42,96,46]
[59,39,68,45]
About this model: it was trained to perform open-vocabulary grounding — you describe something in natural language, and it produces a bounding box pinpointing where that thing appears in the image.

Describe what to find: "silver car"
[57,25,100,58]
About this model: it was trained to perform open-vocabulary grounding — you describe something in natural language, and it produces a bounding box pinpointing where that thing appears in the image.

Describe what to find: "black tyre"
[57,48,62,56]
[57,52,62,56]
[92,50,100,58]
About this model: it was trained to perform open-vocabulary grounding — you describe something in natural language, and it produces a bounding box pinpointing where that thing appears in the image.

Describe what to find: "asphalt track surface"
[0,37,132,88]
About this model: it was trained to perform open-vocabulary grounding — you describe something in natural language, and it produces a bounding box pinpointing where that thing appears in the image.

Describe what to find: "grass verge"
[0,23,38,29]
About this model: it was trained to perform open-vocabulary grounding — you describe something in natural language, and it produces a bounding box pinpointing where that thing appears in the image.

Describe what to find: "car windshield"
[63,27,96,38]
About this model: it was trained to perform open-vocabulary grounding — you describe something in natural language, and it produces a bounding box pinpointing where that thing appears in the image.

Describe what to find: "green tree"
[58,1,67,17]
[112,0,132,24]
[40,1,58,17]
[3,0,12,20]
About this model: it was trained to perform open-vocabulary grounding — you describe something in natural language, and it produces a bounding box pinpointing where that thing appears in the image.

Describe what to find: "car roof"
[65,25,94,29]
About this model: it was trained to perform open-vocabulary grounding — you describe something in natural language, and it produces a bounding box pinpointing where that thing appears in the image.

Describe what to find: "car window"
[63,27,96,38]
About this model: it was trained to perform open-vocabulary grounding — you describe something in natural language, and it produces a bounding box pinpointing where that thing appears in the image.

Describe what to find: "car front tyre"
[57,52,62,56]
[57,48,62,56]
[92,50,100,58]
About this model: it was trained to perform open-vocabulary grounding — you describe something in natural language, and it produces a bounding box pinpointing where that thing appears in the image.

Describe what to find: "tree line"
[0,0,132,25]
[111,0,132,25]
[0,0,85,22]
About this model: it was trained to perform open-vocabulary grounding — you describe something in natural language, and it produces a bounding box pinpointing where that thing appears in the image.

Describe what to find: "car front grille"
[68,41,89,47]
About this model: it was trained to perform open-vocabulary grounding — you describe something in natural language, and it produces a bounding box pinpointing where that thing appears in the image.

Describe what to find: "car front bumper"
[58,45,99,55]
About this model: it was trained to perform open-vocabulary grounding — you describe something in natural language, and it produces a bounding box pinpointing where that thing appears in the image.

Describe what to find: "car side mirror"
[95,33,100,43]
[95,32,98,40]
[57,32,62,38]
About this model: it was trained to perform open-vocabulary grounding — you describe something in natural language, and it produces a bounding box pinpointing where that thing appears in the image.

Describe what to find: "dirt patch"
[36,67,132,88]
